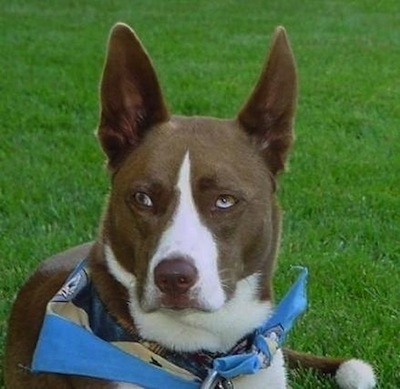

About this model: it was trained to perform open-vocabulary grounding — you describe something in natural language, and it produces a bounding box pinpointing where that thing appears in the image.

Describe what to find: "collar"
[31,260,308,388]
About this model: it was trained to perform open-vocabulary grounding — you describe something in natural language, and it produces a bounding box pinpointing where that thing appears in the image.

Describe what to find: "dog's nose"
[154,258,198,295]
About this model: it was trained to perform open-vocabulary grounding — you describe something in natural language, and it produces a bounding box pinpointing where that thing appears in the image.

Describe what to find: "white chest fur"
[114,349,287,388]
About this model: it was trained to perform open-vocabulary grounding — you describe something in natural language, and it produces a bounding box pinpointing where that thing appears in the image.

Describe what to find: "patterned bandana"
[31,260,308,388]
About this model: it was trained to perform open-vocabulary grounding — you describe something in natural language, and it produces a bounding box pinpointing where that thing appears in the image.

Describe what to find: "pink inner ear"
[97,23,169,169]
[237,26,297,175]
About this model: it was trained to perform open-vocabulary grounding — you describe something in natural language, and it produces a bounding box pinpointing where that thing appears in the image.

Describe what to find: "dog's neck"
[92,243,273,353]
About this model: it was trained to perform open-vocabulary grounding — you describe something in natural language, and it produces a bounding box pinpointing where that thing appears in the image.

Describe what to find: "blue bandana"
[31,261,308,388]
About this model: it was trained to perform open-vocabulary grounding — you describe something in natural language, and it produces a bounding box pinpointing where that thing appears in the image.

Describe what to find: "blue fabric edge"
[31,314,199,389]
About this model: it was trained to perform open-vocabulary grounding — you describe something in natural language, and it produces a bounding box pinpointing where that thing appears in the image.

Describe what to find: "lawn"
[1,0,399,387]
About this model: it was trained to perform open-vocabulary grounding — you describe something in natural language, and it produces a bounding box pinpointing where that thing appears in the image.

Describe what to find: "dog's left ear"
[238,26,297,175]
[98,23,169,169]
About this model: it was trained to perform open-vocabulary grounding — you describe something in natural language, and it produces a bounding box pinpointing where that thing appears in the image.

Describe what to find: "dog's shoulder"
[4,243,93,386]
[17,242,93,301]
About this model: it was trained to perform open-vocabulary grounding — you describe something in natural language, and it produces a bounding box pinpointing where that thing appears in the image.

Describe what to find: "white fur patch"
[105,244,271,353]
[105,244,136,288]
[114,351,286,389]
[143,152,225,311]
[233,349,287,388]
[335,359,376,389]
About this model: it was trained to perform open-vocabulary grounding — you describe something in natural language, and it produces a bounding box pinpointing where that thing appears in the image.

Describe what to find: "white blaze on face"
[145,152,225,310]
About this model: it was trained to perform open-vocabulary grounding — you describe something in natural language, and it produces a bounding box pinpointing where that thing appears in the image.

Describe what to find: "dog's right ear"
[98,23,169,169]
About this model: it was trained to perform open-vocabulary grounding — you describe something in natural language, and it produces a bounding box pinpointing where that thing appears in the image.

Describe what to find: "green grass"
[1,0,399,387]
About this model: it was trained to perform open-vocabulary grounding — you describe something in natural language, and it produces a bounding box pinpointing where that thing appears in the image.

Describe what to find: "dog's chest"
[112,350,287,389]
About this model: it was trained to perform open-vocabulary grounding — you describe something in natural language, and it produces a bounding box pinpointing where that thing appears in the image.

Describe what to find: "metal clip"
[201,370,234,389]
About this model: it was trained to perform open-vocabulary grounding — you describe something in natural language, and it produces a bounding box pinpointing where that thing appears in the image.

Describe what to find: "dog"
[4,23,377,389]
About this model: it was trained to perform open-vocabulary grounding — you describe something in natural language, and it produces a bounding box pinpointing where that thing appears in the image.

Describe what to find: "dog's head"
[96,23,297,349]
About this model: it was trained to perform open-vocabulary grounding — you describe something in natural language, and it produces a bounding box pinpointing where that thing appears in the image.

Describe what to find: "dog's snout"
[154,258,198,295]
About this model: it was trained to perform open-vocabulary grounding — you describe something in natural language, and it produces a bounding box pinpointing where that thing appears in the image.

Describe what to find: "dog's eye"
[215,195,237,209]
[133,192,153,208]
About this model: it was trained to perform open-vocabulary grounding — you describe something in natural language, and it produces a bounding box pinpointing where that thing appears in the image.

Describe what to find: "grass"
[1,0,399,387]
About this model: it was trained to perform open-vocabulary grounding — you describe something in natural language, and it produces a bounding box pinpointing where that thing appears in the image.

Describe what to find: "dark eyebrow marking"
[197,176,217,191]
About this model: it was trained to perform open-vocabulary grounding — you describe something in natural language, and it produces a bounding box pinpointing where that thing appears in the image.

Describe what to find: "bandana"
[31,260,308,388]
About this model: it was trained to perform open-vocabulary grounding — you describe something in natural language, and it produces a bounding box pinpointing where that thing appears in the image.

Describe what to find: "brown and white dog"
[5,23,376,389]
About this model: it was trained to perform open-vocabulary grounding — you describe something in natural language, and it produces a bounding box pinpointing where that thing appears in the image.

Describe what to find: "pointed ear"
[238,26,297,175]
[97,23,169,169]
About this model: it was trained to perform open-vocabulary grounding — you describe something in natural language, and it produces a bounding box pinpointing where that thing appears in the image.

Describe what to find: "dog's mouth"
[141,288,221,313]
[158,294,201,310]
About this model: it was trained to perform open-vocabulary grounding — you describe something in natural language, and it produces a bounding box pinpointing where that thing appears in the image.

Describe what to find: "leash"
[201,370,233,389]
[31,261,308,388]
